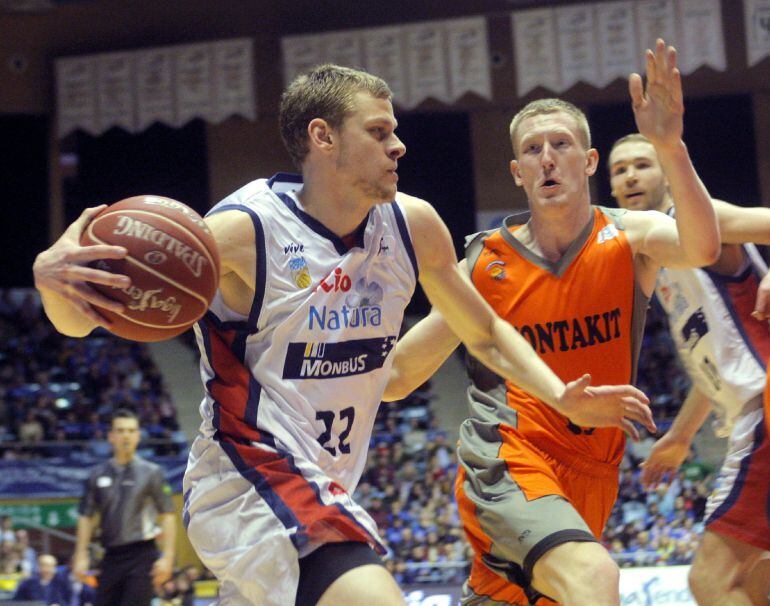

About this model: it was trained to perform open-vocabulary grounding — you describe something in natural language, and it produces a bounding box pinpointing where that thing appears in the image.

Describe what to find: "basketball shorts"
[182,433,385,605]
[455,386,618,605]
[705,397,770,551]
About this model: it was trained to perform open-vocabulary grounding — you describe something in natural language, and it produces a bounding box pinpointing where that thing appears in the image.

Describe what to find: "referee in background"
[73,408,176,606]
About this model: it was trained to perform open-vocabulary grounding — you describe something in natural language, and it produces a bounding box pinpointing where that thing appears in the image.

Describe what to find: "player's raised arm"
[33,205,130,337]
[400,194,655,438]
[628,39,720,269]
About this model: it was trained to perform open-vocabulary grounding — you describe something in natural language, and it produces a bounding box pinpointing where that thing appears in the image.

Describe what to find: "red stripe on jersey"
[724,275,770,366]
[226,436,381,550]
[206,321,262,442]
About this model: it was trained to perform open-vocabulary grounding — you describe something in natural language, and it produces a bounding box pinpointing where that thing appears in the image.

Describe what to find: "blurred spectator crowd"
[0,290,184,459]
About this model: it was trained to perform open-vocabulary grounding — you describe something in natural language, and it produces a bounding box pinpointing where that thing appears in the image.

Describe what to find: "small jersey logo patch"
[597,224,619,243]
[97,476,112,488]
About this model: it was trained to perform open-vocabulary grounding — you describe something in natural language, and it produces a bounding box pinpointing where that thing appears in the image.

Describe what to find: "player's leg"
[298,542,404,606]
[531,540,620,606]
[743,554,770,606]
[689,531,764,606]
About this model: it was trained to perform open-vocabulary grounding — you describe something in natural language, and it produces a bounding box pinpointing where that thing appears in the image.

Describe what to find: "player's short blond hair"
[280,64,393,167]
[509,99,591,158]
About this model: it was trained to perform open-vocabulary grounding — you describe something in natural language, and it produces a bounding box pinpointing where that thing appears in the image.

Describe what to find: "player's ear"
[585,148,599,176]
[308,119,334,152]
[511,159,523,186]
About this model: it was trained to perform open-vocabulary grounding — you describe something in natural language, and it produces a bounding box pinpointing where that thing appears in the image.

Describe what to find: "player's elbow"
[689,242,721,267]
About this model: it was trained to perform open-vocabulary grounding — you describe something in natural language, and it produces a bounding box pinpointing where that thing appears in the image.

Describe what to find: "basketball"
[79,195,220,342]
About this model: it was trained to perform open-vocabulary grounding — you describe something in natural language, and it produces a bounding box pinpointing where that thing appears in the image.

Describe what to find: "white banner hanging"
[677,0,726,74]
[95,52,135,134]
[363,26,409,107]
[744,0,770,67]
[322,31,364,69]
[211,38,255,123]
[135,48,174,131]
[596,1,639,86]
[405,21,450,108]
[555,4,601,89]
[56,56,98,137]
[634,0,677,71]
[445,17,492,102]
[173,44,212,127]
[281,34,324,87]
[511,8,561,96]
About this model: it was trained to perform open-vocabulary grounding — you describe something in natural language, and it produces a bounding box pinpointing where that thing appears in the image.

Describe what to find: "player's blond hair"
[280,64,393,167]
[509,99,591,158]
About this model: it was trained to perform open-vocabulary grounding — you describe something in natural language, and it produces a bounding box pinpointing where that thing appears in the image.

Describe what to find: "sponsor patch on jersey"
[378,236,395,256]
[288,255,312,289]
[682,307,708,351]
[309,278,384,330]
[282,336,397,379]
[597,224,619,243]
[97,476,112,488]
[485,260,506,280]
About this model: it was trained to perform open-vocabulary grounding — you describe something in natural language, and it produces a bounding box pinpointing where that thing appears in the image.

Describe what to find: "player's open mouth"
[541,179,560,188]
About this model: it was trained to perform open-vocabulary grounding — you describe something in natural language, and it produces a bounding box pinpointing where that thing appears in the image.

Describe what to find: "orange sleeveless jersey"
[470,207,644,466]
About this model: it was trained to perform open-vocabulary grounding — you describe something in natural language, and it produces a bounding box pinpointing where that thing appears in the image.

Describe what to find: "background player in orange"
[610,133,770,606]
[33,65,652,605]
[385,40,719,606]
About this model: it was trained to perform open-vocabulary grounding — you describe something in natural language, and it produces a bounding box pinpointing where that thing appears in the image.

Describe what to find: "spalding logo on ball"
[80,195,220,342]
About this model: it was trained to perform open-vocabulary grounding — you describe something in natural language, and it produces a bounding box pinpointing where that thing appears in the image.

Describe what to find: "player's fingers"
[622,399,656,434]
[70,283,125,314]
[619,384,650,404]
[667,45,678,73]
[671,68,683,105]
[655,38,667,72]
[72,244,128,261]
[620,418,640,442]
[66,205,107,237]
[628,74,644,109]
[67,265,130,289]
[645,48,657,84]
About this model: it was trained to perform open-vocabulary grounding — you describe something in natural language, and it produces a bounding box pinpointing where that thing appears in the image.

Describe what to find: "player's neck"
[296,177,373,239]
[525,201,592,262]
[113,452,135,466]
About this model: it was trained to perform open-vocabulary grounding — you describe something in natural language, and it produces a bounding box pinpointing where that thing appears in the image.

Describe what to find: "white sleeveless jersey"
[193,174,418,491]
[655,241,769,433]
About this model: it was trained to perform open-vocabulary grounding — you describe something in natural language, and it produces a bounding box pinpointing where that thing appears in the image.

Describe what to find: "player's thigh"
[317,564,405,606]
[743,553,770,606]
[691,531,765,591]
[531,540,619,602]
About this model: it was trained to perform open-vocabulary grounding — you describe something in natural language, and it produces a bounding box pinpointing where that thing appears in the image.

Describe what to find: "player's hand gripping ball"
[79,195,220,342]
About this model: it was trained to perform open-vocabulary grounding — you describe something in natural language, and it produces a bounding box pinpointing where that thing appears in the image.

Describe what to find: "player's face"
[609,141,668,211]
[108,417,141,458]
[511,112,598,210]
[334,92,406,203]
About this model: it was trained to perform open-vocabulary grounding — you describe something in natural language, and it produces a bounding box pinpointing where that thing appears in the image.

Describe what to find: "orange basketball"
[79,195,220,342]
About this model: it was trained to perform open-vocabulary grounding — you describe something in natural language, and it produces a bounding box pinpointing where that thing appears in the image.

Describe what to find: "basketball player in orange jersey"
[384,40,719,606]
[610,134,770,606]
[33,64,654,604]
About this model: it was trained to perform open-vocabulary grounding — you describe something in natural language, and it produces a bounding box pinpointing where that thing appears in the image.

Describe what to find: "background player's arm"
[383,306,460,402]
[640,385,712,488]
[152,512,176,589]
[399,194,655,437]
[712,199,770,245]
[33,206,131,337]
[72,514,96,581]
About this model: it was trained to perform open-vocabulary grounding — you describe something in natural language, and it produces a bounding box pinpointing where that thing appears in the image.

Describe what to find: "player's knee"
[688,561,722,603]
[536,546,619,603]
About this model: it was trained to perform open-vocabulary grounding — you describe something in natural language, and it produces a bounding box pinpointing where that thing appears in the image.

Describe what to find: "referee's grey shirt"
[78,456,175,550]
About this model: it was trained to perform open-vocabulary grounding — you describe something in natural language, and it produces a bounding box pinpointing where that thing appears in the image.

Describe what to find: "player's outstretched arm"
[629,39,719,268]
[400,194,655,437]
[33,206,130,337]
[640,386,712,488]
[712,199,770,246]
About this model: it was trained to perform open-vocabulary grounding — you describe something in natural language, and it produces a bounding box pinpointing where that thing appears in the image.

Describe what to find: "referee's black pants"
[94,540,158,606]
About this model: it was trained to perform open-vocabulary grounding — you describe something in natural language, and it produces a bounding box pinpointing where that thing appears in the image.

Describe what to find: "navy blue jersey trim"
[709,268,765,368]
[707,418,766,525]
[182,488,192,529]
[202,204,265,333]
[267,172,303,188]
[276,192,369,255]
[391,202,419,280]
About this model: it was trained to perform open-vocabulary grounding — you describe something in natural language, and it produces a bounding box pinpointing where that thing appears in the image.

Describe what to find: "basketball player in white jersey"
[34,65,655,605]
[609,133,770,605]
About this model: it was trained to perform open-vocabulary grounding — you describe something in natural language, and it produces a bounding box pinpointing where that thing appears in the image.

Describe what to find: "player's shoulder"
[394,191,438,225]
